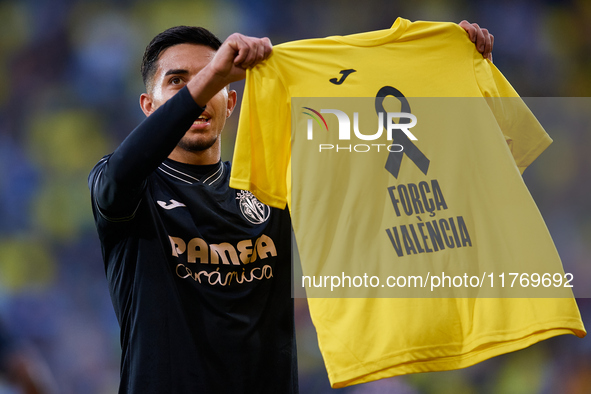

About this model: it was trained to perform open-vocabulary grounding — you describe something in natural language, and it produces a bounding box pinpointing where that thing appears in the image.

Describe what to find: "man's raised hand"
[189,33,272,107]
[459,20,494,62]
[210,33,273,84]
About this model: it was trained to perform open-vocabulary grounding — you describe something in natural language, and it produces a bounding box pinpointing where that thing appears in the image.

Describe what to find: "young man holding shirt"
[89,22,492,393]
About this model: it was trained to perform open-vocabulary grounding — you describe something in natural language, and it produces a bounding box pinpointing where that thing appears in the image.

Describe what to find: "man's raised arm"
[89,34,272,220]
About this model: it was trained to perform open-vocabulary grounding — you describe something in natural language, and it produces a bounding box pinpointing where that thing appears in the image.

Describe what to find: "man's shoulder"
[89,154,112,177]
[88,154,112,191]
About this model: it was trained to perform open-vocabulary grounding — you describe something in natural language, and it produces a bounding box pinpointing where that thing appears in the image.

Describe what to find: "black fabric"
[89,86,298,394]
[165,160,220,179]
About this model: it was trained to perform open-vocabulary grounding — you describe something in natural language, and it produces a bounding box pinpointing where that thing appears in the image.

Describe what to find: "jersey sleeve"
[89,86,204,221]
[473,57,552,174]
[229,59,291,209]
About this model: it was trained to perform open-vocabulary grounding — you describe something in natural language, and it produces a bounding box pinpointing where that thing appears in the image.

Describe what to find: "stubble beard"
[177,134,218,152]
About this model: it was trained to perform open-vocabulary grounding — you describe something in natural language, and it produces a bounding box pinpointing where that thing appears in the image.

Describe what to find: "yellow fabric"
[230,18,586,388]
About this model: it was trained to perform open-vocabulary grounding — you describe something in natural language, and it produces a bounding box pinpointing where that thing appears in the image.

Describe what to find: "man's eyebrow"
[164,69,189,76]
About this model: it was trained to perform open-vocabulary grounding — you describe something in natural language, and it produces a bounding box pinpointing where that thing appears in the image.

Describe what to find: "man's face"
[141,43,236,153]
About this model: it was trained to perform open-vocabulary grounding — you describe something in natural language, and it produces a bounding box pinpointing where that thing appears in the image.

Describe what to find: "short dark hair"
[141,26,222,91]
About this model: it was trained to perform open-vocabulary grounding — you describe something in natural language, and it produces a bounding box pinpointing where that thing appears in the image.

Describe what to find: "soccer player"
[89,22,493,393]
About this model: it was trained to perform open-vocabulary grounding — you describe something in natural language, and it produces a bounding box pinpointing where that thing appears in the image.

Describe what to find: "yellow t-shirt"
[230,18,586,388]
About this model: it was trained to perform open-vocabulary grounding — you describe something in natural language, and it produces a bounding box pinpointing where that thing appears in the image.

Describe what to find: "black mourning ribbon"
[375,86,430,178]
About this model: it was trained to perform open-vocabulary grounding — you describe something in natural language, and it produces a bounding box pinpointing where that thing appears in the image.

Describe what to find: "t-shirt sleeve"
[229,59,291,209]
[473,56,552,174]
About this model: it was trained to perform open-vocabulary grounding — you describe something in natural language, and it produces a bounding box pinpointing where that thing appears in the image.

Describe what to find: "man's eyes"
[169,76,185,85]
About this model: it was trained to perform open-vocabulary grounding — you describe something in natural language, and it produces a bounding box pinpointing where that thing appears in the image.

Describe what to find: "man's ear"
[226,89,237,118]
[140,93,155,117]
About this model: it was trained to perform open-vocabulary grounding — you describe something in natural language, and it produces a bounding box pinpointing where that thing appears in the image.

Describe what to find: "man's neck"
[168,145,221,165]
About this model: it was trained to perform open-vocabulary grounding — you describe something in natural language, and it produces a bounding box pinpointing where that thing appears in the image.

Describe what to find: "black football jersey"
[88,87,297,393]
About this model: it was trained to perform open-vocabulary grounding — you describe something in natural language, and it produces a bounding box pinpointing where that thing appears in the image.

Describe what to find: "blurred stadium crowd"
[0,0,590,393]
